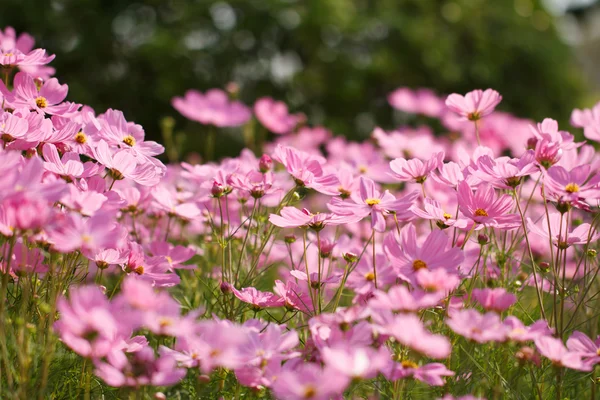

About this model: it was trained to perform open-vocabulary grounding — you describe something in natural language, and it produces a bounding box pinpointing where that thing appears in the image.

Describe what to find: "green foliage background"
[0,0,587,154]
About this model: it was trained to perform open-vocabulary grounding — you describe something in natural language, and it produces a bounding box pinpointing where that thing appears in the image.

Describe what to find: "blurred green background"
[0,0,593,155]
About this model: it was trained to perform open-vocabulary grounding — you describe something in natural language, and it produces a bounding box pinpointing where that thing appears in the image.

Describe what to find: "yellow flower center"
[74,131,87,144]
[358,165,368,173]
[3,52,13,57]
[412,259,427,270]
[35,96,48,108]
[364,272,375,281]
[122,135,136,147]
[365,198,380,206]
[158,318,173,328]
[401,360,418,369]
[467,111,481,121]
[133,265,144,275]
[81,235,92,244]
[565,183,580,193]
[443,213,452,220]
[474,208,488,217]
[303,385,317,399]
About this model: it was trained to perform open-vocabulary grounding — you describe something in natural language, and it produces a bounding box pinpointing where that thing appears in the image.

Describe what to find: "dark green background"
[0,0,588,156]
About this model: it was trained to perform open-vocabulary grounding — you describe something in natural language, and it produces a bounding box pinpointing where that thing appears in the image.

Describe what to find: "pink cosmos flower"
[149,241,196,270]
[412,198,470,230]
[54,285,122,359]
[92,140,162,187]
[1,72,79,116]
[388,87,445,117]
[384,361,455,386]
[272,145,339,195]
[472,151,538,189]
[94,346,186,387]
[457,181,520,230]
[445,89,502,121]
[273,279,313,314]
[534,336,588,371]
[472,288,516,312]
[271,362,349,400]
[328,177,418,232]
[369,285,444,312]
[0,111,29,142]
[254,97,304,134]
[97,109,164,157]
[151,185,200,220]
[228,170,278,199]
[49,212,122,254]
[172,88,251,127]
[228,284,285,310]
[527,212,599,249]
[383,313,452,359]
[269,207,351,230]
[389,152,445,183]
[384,224,464,285]
[0,27,55,78]
[446,309,508,343]
[321,345,390,380]
[544,164,600,208]
[432,161,467,188]
[566,331,600,370]
[571,101,600,141]
[503,317,553,342]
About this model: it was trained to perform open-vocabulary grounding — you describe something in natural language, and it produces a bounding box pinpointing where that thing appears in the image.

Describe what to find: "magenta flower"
[457,181,520,230]
[269,207,351,230]
[328,177,418,232]
[228,284,285,310]
[94,346,186,387]
[321,345,390,380]
[254,97,304,134]
[566,331,600,370]
[149,241,195,270]
[1,72,79,116]
[544,164,600,208]
[446,309,508,343]
[412,198,469,229]
[535,336,588,371]
[0,27,55,78]
[445,89,502,121]
[384,361,455,386]
[271,362,349,400]
[473,152,538,189]
[273,279,313,314]
[172,88,251,127]
[272,145,339,195]
[49,212,122,254]
[369,285,444,312]
[383,224,464,285]
[503,317,553,342]
[383,313,451,359]
[151,185,200,221]
[42,143,85,180]
[527,212,600,249]
[54,285,122,359]
[97,109,164,157]
[389,152,445,183]
[472,288,516,313]
[388,87,445,117]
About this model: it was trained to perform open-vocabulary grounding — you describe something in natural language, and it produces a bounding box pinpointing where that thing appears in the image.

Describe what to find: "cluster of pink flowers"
[3,25,600,399]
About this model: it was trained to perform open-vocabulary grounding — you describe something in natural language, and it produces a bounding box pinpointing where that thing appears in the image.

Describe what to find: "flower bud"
[220,281,231,294]
[477,234,489,245]
[258,154,273,173]
[284,234,297,244]
[211,181,225,198]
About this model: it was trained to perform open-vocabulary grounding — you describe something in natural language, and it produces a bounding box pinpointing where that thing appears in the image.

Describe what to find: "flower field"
[1,26,600,400]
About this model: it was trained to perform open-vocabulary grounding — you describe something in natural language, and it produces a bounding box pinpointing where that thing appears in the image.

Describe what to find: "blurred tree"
[0,0,586,154]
